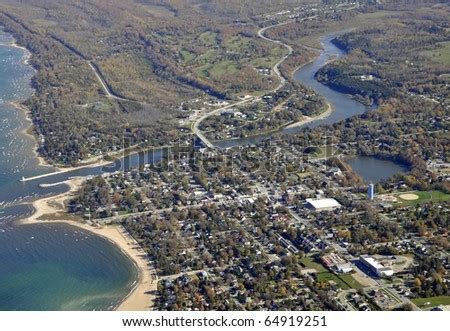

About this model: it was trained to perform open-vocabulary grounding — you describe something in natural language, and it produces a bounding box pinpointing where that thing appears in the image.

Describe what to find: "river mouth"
[0,28,376,310]
[0,30,139,311]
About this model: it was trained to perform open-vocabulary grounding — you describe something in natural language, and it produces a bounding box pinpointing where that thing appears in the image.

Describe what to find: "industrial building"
[359,255,394,278]
[321,253,353,274]
[305,198,341,211]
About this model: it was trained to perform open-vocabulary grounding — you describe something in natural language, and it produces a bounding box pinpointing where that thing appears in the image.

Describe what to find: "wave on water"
[0,30,139,311]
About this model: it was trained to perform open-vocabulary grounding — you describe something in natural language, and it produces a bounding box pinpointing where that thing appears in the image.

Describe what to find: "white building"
[335,263,354,274]
[305,198,341,211]
[360,255,394,278]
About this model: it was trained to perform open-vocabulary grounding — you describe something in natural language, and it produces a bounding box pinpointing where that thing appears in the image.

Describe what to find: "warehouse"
[360,255,394,278]
[305,198,341,211]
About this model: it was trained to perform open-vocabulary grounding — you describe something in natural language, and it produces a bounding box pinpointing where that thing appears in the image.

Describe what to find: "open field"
[301,257,363,290]
[317,272,351,290]
[339,274,364,290]
[300,257,328,273]
[395,191,450,206]
[412,296,450,308]
[316,272,363,290]
[421,41,450,66]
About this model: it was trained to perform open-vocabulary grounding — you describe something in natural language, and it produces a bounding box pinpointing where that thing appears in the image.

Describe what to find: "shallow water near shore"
[0,30,139,310]
[0,223,138,310]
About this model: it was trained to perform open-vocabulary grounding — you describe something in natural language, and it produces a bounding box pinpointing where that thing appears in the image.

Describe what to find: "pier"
[19,161,113,183]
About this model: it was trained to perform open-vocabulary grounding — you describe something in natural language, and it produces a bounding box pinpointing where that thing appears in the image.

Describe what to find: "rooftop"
[306,198,341,210]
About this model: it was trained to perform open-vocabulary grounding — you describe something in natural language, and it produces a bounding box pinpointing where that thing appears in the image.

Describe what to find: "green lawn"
[422,41,450,66]
[198,31,218,46]
[316,272,351,290]
[412,296,450,308]
[224,35,252,53]
[196,60,239,79]
[301,257,364,290]
[300,257,327,273]
[339,274,364,290]
[179,49,195,62]
[316,272,364,290]
[395,191,450,207]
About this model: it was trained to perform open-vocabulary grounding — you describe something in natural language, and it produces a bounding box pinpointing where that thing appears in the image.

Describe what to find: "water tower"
[368,183,375,201]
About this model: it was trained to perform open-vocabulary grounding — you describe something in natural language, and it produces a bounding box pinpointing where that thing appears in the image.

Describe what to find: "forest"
[0,0,318,164]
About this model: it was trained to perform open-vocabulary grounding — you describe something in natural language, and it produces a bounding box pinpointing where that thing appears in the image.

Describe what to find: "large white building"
[360,255,394,278]
[305,198,341,211]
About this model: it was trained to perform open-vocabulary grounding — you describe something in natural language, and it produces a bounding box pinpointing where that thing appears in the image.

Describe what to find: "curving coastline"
[19,177,156,310]
[0,31,149,311]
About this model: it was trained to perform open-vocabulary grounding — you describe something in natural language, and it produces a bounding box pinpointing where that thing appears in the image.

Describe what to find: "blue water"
[0,29,379,310]
[0,223,137,310]
[0,29,139,310]
[348,156,409,184]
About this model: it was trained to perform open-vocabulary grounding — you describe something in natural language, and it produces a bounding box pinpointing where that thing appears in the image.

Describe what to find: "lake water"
[0,29,388,310]
[348,156,409,184]
[0,30,139,310]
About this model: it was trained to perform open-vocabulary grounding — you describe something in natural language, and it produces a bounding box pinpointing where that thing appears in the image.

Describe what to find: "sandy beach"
[19,178,156,311]
[0,40,32,65]
[285,101,334,129]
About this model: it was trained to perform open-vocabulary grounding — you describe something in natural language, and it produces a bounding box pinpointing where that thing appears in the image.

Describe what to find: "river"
[0,29,142,310]
[0,29,381,310]
[215,33,370,149]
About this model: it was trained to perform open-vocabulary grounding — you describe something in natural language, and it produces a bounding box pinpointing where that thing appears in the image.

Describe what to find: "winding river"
[0,30,142,310]
[215,33,370,148]
[0,30,376,310]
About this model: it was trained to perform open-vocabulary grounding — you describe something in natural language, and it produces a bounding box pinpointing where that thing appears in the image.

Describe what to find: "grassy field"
[195,41,286,78]
[339,274,364,290]
[301,257,364,290]
[317,272,351,290]
[421,41,450,66]
[395,190,450,206]
[179,49,195,63]
[316,272,364,290]
[412,296,450,308]
[300,257,328,273]
[198,31,219,46]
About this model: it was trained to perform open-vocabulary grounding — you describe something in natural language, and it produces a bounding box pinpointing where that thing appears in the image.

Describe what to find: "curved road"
[87,61,131,102]
[257,20,294,92]
[192,20,295,149]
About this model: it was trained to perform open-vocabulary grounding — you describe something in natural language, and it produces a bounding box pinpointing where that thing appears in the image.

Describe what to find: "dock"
[19,161,113,183]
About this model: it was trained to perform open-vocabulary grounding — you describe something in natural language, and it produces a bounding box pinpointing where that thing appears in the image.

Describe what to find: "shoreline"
[9,101,55,169]
[210,102,334,142]
[285,101,333,129]
[5,36,157,309]
[0,38,54,170]
[0,40,32,65]
[18,178,156,311]
[10,100,119,172]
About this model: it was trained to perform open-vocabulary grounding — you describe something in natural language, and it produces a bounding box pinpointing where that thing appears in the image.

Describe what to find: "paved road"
[191,20,295,149]
[87,61,131,102]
